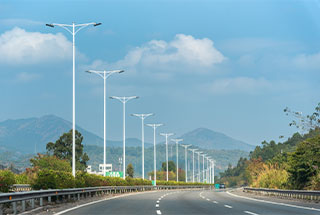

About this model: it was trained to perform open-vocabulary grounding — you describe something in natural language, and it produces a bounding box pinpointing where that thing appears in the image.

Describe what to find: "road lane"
[62,190,170,215]
[203,190,320,215]
[60,189,320,215]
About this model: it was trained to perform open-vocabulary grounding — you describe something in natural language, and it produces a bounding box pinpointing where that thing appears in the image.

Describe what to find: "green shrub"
[0,170,16,192]
[32,170,75,190]
[15,173,31,184]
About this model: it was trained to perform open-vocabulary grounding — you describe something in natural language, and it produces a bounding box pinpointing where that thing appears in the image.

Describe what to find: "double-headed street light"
[146,123,163,186]
[86,70,123,177]
[188,148,198,183]
[46,22,101,177]
[110,96,139,179]
[160,133,174,181]
[131,113,154,180]
[171,139,183,182]
[195,151,202,182]
[181,144,191,182]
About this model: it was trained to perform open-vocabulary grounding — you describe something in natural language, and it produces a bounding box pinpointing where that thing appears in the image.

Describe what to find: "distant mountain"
[0,115,253,154]
[0,115,149,153]
[180,128,254,152]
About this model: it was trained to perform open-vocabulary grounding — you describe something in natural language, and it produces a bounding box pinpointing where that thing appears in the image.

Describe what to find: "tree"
[126,163,134,178]
[287,135,320,189]
[46,129,89,171]
[161,161,176,172]
[284,102,320,132]
[30,153,72,172]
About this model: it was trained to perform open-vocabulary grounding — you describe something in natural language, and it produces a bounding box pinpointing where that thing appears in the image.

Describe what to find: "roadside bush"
[0,170,16,192]
[252,164,289,189]
[15,173,31,184]
[32,170,75,190]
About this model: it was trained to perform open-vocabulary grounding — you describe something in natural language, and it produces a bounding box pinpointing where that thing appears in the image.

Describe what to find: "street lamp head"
[85,70,94,73]
[93,22,102,27]
[46,23,54,28]
[171,138,183,143]
[146,123,163,128]
[160,133,175,137]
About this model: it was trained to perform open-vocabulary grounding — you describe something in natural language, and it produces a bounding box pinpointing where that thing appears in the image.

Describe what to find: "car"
[219,184,226,189]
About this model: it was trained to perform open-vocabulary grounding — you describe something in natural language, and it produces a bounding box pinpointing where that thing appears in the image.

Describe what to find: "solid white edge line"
[226,191,320,212]
[244,211,259,215]
[55,190,159,215]
[224,204,232,208]
[156,210,162,215]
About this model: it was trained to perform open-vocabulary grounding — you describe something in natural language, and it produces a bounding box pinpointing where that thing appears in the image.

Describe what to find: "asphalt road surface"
[60,189,320,215]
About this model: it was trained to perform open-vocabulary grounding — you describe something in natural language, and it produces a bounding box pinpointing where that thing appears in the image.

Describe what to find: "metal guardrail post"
[22,200,26,212]
[12,202,17,215]
[31,199,35,209]
[40,197,43,206]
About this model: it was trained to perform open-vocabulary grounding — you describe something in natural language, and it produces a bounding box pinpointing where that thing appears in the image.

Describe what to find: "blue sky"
[0,0,319,146]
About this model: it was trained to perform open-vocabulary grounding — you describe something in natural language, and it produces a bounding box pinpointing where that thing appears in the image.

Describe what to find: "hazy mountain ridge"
[0,115,148,153]
[0,115,253,154]
[180,128,254,151]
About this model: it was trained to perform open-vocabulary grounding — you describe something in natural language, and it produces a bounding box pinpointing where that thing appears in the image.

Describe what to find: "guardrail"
[244,187,320,201]
[0,185,211,215]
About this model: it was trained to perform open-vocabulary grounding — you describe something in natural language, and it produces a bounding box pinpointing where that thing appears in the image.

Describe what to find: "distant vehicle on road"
[219,184,226,189]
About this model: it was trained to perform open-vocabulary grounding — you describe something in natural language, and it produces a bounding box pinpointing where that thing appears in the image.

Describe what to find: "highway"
[59,189,320,215]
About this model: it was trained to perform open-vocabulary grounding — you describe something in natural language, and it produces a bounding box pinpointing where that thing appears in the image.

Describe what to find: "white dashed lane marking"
[156,210,162,215]
[244,211,259,215]
[213,201,218,204]
[224,205,233,208]
[156,204,159,208]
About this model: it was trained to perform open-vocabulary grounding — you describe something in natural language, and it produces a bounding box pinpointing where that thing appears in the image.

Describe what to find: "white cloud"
[0,19,43,26]
[206,77,273,95]
[88,34,225,75]
[0,27,72,64]
[292,52,320,70]
[16,72,40,83]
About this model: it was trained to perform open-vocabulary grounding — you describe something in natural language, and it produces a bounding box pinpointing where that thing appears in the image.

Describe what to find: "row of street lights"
[45,21,215,184]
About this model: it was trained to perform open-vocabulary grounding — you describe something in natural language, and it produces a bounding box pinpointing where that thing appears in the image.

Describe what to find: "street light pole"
[86,70,123,177]
[146,124,163,186]
[171,139,183,182]
[202,154,207,183]
[160,133,174,181]
[131,113,154,179]
[110,96,139,179]
[195,151,202,182]
[188,148,197,183]
[206,156,211,183]
[181,144,191,182]
[46,21,101,177]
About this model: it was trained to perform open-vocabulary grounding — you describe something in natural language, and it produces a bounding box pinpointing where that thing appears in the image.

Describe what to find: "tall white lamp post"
[202,154,207,183]
[86,70,123,176]
[181,144,191,182]
[46,22,101,176]
[146,123,163,186]
[110,96,139,179]
[171,139,183,182]
[160,133,174,181]
[131,113,154,179]
[195,151,202,182]
[188,148,198,183]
